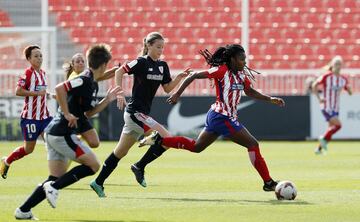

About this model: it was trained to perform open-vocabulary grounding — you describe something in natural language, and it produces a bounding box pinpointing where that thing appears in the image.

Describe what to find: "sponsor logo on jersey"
[147,74,163,81]
[35,85,47,91]
[231,83,244,90]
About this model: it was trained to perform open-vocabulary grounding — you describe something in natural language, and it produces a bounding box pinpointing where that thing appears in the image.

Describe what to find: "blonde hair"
[141,32,164,56]
[323,55,343,71]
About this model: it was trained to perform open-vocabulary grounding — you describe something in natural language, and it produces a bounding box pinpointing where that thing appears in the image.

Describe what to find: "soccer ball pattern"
[275,181,297,200]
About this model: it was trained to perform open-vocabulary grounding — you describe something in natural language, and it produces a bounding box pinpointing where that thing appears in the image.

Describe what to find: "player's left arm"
[344,77,352,95]
[162,68,191,93]
[85,86,122,118]
[245,86,285,107]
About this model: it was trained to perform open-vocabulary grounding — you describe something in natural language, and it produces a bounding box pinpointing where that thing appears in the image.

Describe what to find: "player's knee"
[24,148,34,154]
[88,140,100,148]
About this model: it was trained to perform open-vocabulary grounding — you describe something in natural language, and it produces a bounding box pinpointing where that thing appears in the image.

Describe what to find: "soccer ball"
[275,181,297,200]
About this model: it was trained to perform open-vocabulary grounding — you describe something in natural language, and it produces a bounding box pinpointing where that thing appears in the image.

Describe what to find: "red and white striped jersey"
[315,72,349,112]
[205,65,252,119]
[17,67,50,120]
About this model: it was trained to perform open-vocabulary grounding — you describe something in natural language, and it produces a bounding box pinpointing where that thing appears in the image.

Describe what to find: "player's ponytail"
[62,61,73,79]
[141,32,164,56]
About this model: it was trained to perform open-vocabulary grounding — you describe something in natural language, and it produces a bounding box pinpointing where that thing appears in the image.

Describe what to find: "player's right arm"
[312,75,325,103]
[167,65,226,104]
[167,71,211,104]
[55,80,79,128]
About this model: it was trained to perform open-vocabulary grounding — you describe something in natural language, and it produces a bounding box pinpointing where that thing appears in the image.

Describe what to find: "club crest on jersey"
[231,83,244,90]
[159,66,163,73]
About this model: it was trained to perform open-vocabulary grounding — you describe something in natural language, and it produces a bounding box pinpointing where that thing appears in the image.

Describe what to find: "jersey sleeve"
[121,58,144,75]
[161,62,172,85]
[204,65,227,79]
[63,76,90,96]
[17,69,32,89]
[315,74,327,86]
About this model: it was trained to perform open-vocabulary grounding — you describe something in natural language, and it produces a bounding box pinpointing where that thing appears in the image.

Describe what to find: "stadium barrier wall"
[310,94,360,139]
[99,96,310,140]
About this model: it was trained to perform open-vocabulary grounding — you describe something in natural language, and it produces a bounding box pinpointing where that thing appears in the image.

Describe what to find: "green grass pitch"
[0,140,359,222]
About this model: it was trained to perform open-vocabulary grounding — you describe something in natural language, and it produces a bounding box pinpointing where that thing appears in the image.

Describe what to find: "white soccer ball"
[275,181,297,200]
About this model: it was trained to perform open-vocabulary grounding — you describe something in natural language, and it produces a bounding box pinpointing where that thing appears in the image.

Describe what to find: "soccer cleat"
[319,137,328,151]
[314,146,322,155]
[131,164,147,187]
[0,156,9,179]
[14,208,39,220]
[43,181,59,208]
[138,131,162,147]
[89,180,106,198]
[263,179,278,192]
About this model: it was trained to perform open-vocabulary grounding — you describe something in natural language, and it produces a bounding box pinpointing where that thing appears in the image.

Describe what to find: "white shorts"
[46,133,92,162]
[122,111,162,140]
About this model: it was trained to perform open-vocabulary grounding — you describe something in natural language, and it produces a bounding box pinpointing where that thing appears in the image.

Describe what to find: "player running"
[14,44,121,220]
[139,44,285,192]
[62,52,119,148]
[0,45,52,179]
[89,32,191,197]
[312,56,352,154]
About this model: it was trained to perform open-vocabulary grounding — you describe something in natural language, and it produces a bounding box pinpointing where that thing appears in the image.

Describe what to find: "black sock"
[95,152,120,186]
[20,175,58,212]
[51,165,95,190]
[135,144,166,169]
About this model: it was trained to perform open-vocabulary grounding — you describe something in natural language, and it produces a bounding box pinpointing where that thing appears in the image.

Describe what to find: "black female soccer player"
[14,44,121,220]
[90,32,191,197]
[139,44,285,192]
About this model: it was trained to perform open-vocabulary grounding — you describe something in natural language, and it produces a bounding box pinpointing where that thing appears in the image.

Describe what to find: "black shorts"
[76,118,93,134]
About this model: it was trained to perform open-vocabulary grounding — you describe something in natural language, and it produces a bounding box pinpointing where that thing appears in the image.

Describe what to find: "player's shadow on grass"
[65,183,151,191]
[118,196,311,205]
[48,220,149,222]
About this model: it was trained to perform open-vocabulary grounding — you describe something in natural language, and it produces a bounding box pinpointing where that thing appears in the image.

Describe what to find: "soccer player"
[139,44,285,192]
[89,32,191,197]
[62,53,119,148]
[0,45,52,179]
[14,44,121,220]
[312,56,352,154]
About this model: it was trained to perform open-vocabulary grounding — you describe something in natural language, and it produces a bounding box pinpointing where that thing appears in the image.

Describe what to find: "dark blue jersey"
[123,56,172,114]
[45,70,99,136]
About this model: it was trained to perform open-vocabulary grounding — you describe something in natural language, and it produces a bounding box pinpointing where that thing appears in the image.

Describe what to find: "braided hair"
[199,44,260,81]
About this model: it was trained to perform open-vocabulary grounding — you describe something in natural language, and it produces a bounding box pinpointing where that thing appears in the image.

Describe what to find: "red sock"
[323,125,341,141]
[248,146,271,182]
[5,146,27,165]
[162,136,196,152]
